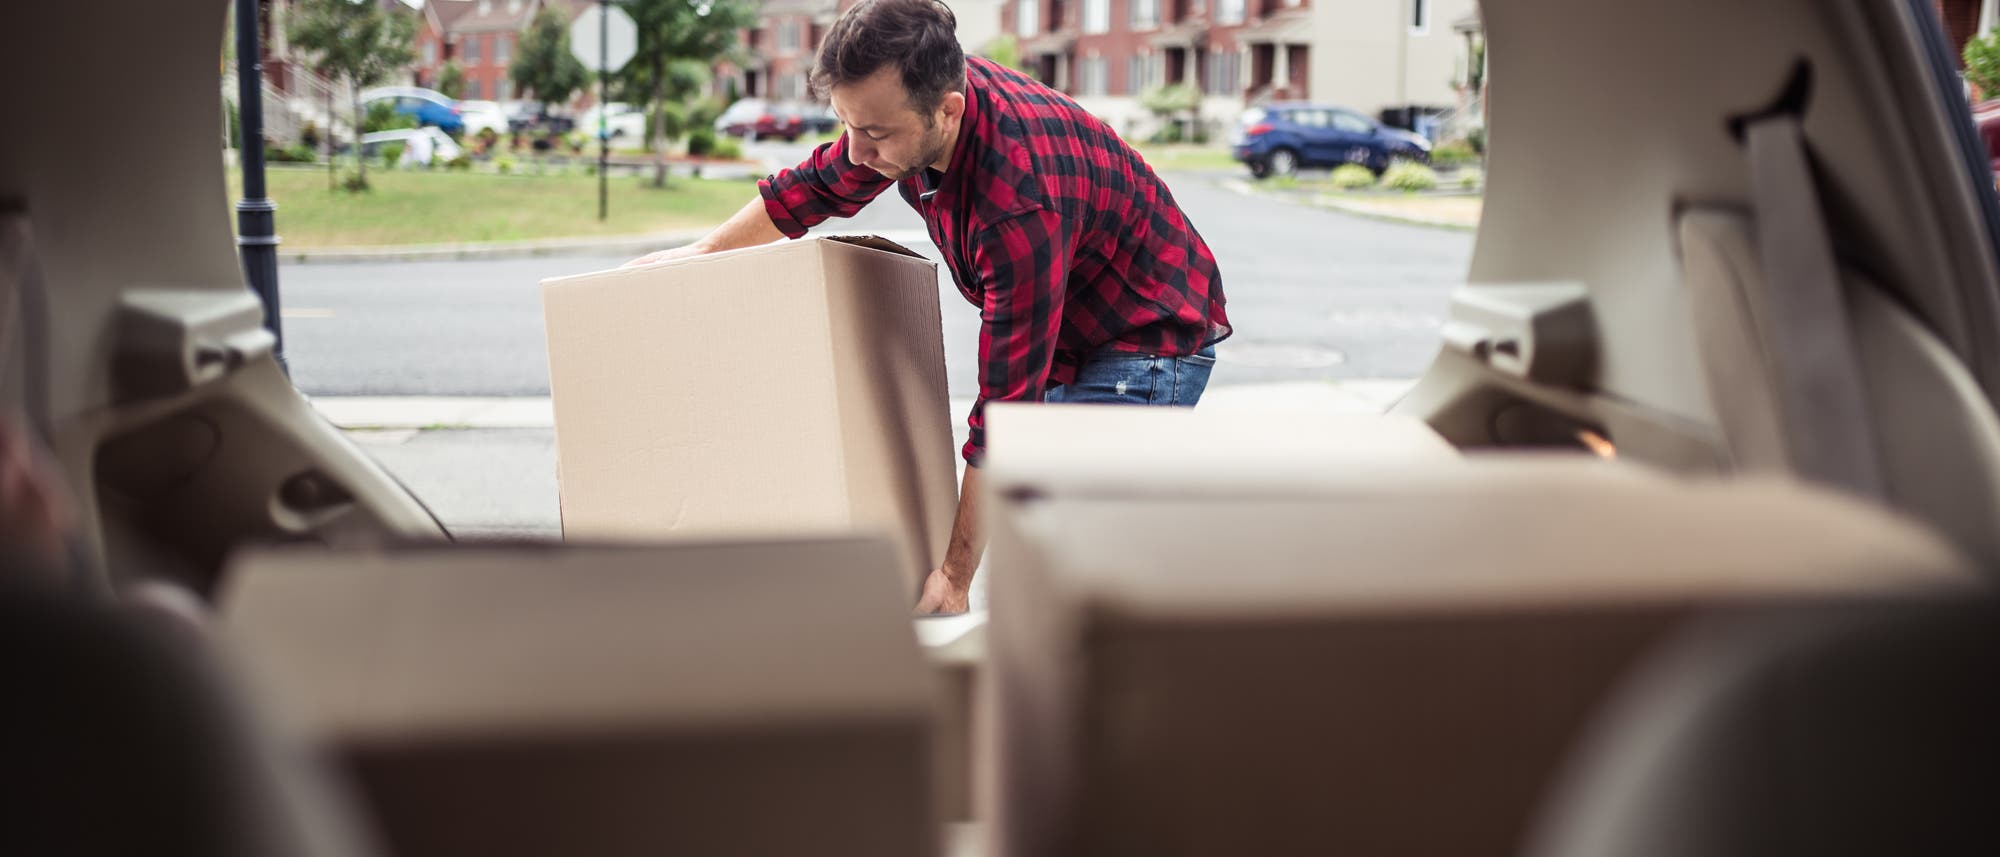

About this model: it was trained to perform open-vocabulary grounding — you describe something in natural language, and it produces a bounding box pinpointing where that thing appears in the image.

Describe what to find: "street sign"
[569,4,638,73]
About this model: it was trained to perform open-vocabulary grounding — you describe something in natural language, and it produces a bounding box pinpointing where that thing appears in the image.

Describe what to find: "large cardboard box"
[540,237,958,591]
[220,538,938,857]
[978,406,1972,857]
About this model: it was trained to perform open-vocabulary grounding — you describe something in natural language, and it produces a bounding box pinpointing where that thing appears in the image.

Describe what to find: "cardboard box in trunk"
[219,538,937,857]
[979,407,1971,857]
[540,237,958,591]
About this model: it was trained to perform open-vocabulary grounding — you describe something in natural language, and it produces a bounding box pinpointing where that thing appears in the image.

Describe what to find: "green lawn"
[230,166,758,248]
[1133,144,1243,174]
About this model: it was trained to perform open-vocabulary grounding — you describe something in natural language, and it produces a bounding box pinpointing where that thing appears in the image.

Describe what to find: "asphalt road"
[276,149,1473,399]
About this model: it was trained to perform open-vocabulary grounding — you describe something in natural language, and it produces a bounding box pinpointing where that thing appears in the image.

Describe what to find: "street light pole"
[598,0,610,222]
[235,0,286,368]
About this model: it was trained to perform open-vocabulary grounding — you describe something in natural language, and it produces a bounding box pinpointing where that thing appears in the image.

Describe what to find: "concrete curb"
[280,229,709,265]
[1218,178,1480,232]
[312,381,1419,431]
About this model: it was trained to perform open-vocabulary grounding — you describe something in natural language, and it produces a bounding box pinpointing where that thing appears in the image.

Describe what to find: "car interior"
[3,0,1997,855]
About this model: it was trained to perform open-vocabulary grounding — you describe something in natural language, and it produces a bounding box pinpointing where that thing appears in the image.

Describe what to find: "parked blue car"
[1231,103,1432,179]
[358,87,465,134]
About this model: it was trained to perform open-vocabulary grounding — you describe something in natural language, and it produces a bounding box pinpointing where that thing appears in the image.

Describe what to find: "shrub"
[1379,162,1440,192]
[364,101,418,133]
[445,155,473,171]
[1330,164,1377,190]
[1968,31,2000,98]
[712,137,742,161]
[1458,167,1484,190]
[1430,140,1478,168]
[379,142,405,168]
[265,142,318,163]
[342,172,370,193]
[686,127,718,158]
[1467,127,1487,154]
[496,157,516,175]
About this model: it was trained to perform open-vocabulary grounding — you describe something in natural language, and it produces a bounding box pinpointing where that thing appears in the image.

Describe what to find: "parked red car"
[714,98,806,141]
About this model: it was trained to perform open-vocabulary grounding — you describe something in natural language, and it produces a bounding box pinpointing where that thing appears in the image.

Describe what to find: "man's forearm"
[940,465,985,585]
[692,197,787,253]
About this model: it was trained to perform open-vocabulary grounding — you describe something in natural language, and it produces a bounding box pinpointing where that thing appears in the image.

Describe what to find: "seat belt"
[1740,113,1886,499]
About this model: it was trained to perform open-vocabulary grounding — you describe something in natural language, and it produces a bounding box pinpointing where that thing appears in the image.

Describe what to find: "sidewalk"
[320,381,1417,540]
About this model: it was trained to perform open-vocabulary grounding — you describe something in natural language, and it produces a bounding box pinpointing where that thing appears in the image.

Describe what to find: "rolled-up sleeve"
[962,207,1071,466]
[757,134,894,238]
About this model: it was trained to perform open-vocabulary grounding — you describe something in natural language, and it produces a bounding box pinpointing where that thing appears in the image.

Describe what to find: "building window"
[496,34,511,65]
[1131,0,1159,28]
[1204,48,1239,95]
[1016,0,1039,35]
[464,35,481,65]
[1126,55,1143,94]
[497,78,512,100]
[467,78,483,99]
[1083,0,1110,33]
[1217,0,1244,25]
[779,21,801,51]
[477,0,490,13]
[1410,0,1429,33]
[1077,55,1109,95]
[423,40,436,66]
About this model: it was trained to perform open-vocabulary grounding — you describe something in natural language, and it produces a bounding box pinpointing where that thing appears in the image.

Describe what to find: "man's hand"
[913,567,971,615]
[622,243,710,268]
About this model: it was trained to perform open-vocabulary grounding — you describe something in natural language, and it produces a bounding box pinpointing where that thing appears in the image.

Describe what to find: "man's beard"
[879,124,950,181]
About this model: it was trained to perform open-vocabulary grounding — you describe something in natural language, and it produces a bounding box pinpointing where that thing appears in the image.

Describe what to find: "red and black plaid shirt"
[759,56,1230,464]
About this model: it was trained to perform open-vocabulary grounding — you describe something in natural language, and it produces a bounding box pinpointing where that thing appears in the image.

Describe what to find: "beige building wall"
[1310,0,1477,114]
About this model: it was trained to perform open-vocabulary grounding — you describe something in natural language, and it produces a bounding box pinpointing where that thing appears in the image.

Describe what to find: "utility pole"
[235,0,286,368]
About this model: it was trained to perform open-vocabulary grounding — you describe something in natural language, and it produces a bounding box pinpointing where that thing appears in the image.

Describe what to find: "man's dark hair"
[812,0,967,115]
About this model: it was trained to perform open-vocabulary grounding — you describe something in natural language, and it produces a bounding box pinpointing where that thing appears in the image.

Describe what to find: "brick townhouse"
[415,0,601,102]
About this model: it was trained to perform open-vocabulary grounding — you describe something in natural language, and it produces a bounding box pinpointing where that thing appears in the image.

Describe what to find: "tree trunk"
[650,58,668,189]
[326,81,336,192]
[352,83,368,191]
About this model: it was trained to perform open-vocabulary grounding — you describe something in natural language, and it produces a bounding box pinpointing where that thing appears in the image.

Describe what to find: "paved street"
[278,152,1473,399]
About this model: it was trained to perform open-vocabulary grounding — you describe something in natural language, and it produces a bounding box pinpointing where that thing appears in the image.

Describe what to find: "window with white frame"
[1217,0,1244,25]
[1126,55,1143,94]
[497,79,512,100]
[779,21,801,51]
[467,78,483,99]
[1078,55,1108,95]
[463,35,481,64]
[1017,0,1039,35]
[1131,0,1159,28]
[423,40,436,66]
[1083,0,1110,34]
[1410,0,1429,33]
[496,34,510,64]
[1205,48,1239,95]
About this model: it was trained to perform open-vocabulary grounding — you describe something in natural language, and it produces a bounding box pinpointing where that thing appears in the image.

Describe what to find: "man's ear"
[938,90,966,128]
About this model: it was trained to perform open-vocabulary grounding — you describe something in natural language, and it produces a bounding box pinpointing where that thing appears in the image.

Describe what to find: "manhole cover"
[1215,343,1346,369]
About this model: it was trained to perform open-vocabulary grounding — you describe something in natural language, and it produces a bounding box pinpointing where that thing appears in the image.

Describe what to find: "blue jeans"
[1045,345,1217,406]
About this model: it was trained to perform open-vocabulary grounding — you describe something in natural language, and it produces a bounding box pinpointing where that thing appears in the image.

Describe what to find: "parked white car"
[359,127,464,166]
[454,99,510,136]
[577,102,649,140]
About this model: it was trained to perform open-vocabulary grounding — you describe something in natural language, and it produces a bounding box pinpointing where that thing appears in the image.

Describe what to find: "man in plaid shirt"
[628,0,1230,614]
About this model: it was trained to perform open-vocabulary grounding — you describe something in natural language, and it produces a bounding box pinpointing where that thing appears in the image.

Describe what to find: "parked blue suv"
[1231,103,1432,179]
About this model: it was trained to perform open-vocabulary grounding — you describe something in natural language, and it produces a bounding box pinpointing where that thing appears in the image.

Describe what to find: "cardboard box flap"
[824,234,929,260]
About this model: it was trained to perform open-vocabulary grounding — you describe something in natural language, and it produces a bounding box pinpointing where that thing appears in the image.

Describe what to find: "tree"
[288,0,417,192]
[1141,83,1202,143]
[981,34,1027,71]
[622,0,758,187]
[437,60,467,99]
[511,5,590,109]
[1968,31,2000,101]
